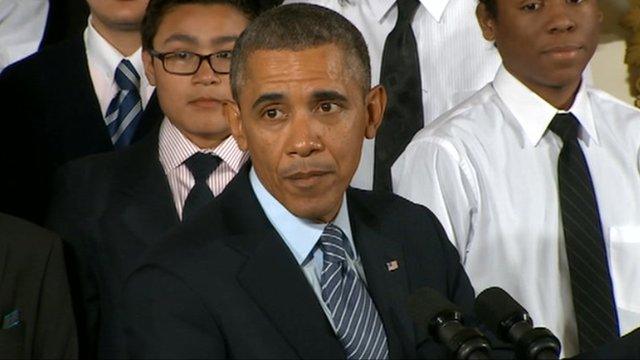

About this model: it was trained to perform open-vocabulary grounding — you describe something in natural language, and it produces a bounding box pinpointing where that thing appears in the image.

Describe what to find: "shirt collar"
[493,65,597,146]
[158,118,247,172]
[84,16,145,84]
[249,167,355,265]
[369,0,450,23]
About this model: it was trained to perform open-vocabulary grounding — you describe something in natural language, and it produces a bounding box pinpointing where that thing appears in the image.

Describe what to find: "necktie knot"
[549,113,579,143]
[319,223,354,263]
[396,0,420,23]
[115,59,141,91]
[184,153,221,183]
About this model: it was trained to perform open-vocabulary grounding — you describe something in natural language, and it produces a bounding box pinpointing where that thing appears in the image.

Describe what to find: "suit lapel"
[99,131,178,276]
[43,37,113,161]
[218,170,345,359]
[347,190,414,359]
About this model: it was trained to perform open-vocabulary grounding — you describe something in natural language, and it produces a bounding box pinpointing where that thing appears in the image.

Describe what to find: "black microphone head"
[408,287,462,323]
[474,287,531,339]
[408,287,463,336]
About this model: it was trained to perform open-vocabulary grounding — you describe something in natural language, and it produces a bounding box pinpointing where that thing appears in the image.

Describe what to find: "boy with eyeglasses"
[46,0,270,357]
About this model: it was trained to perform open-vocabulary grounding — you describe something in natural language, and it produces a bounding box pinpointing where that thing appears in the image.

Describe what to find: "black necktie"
[549,113,619,353]
[374,0,423,191]
[182,153,221,221]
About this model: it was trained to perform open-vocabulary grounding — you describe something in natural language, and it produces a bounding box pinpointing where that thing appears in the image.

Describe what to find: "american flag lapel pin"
[386,260,399,272]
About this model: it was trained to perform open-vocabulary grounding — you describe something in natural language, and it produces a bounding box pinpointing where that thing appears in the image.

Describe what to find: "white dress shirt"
[249,167,366,331]
[158,119,249,220]
[283,0,501,189]
[392,65,640,357]
[0,0,49,72]
[84,17,153,120]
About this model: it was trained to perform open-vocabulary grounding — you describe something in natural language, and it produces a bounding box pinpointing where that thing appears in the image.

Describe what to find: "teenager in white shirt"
[393,0,640,357]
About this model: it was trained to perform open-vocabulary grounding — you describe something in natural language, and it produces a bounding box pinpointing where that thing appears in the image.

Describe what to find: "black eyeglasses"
[149,50,232,75]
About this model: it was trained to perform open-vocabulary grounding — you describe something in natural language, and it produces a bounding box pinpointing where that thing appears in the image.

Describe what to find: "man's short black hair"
[230,3,371,102]
[141,0,265,50]
[479,0,497,18]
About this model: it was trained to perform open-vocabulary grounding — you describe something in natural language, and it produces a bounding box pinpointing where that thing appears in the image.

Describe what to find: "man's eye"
[521,2,541,10]
[174,51,195,60]
[317,102,339,113]
[263,108,285,120]
[215,51,232,59]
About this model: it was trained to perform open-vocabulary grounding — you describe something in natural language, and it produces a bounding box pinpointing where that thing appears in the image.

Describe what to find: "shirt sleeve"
[392,136,478,263]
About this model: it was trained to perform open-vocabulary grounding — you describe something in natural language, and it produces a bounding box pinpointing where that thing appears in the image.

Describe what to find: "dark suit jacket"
[0,35,163,224]
[46,130,178,358]
[124,167,477,359]
[40,0,89,48]
[0,213,77,359]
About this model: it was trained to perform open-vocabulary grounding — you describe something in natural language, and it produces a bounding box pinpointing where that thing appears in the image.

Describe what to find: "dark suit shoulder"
[347,188,445,235]
[1,36,83,78]
[0,213,59,268]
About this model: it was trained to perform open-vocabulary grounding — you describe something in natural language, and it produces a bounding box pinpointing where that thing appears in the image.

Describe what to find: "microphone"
[474,287,561,360]
[408,287,492,360]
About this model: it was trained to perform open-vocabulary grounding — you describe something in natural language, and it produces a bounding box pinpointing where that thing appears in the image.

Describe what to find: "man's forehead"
[242,46,352,86]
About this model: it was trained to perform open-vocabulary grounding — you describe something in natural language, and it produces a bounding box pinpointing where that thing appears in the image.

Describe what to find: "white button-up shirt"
[283,0,501,190]
[393,65,640,357]
[158,119,249,220]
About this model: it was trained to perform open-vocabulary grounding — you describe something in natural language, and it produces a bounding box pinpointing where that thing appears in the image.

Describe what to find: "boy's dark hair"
[230,3,371,101]
[141,0,268,50]
[479,0,497,18]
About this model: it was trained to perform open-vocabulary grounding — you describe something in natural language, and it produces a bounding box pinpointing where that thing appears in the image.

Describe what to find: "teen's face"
[225,45,385,223]
[477,0,602,95]
[144,4,249,148]
[87,0,149,31]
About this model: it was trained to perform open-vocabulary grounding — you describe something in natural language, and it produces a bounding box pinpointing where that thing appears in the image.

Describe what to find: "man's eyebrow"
[212,35,239,46]
[252,93,284,109]
[311,90,348,103]
[163,33,198,45]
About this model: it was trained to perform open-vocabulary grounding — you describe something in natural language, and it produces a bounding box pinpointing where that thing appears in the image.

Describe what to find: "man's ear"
[476,2,497,42]
[142,50,157,86]
[364,85,387,140]
[223,101,248,151]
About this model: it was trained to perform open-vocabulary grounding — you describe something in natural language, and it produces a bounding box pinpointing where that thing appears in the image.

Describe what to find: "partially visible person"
[122,4,486,359]
[283,0,501,190]
[0,0,89,72]
[394,0,640,356]
[47,0,264,357]
[0,0,162,224]
[0,213,77,359]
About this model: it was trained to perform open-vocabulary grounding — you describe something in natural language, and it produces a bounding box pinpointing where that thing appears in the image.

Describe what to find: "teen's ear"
[142,50,157,86]
[476,2,497,42]
[224,101,248,151]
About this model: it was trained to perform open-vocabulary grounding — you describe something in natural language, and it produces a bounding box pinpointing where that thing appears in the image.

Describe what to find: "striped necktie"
[319,223,389,359]
[106,59,143,149]
[549,113,619,352]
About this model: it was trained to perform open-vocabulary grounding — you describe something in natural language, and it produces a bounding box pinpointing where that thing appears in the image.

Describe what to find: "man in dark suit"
[0,0,162,224]
[46,0,272,357]
[123,4,478,358]
[0,213,77,359]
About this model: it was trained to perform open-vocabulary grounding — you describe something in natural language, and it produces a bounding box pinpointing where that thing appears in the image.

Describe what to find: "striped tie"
[549,113,619,353]
[319,223,389,360]
[106,59,143,149]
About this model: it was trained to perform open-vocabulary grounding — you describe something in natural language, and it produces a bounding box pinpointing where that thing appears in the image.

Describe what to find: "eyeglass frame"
[148,49,232,76]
